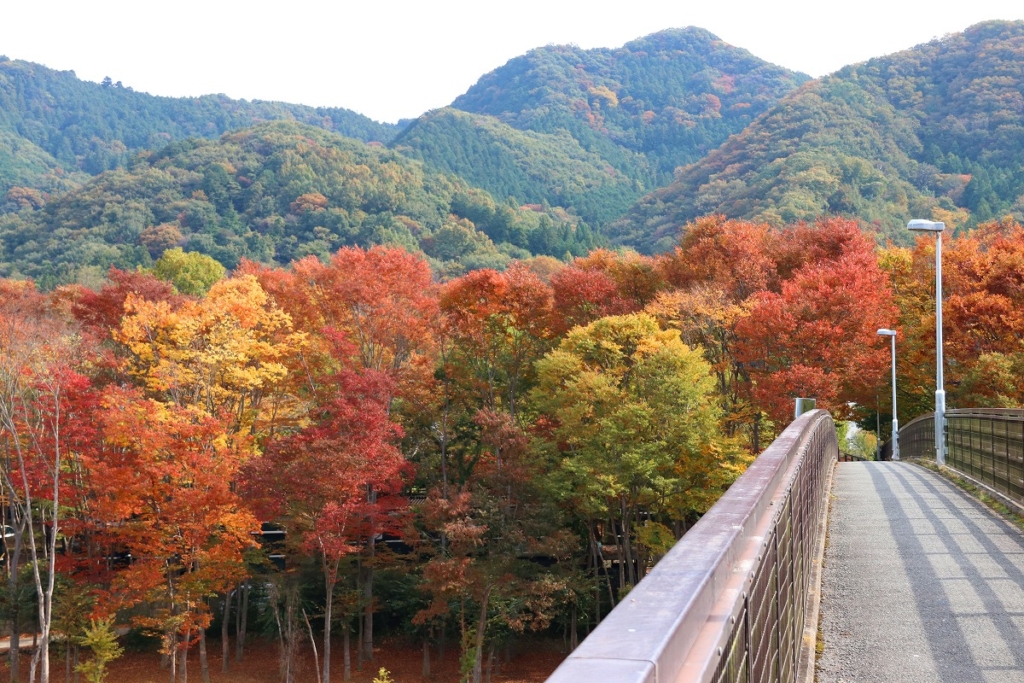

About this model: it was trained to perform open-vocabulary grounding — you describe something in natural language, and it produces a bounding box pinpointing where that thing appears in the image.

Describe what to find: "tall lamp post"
[877,328,898,461]
[907,219,946,465]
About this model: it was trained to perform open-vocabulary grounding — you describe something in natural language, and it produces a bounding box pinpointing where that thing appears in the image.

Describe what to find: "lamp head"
[907,219,945,232]
[877,328,896,337]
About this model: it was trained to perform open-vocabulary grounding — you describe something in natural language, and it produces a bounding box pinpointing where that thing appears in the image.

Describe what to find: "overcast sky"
[2,1,1023,123]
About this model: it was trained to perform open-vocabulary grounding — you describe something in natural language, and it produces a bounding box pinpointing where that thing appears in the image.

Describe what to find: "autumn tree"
[0,280,96,683]
[439,263,553,422]
[889,217,1024,413]
[152,248,226,295]
[415,411,574,683]
[109,274,302,676]
[735,219,895,425]
[532,314,739,598]
[647,217,781,448]
[571,249,665,312]
[87,388,257,683]
[243,356,406,683]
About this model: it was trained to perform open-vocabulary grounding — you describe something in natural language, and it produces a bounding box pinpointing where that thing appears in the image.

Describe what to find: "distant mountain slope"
[451,27,810,181]
[0,57,398,191]
[613,20,1024,251]
[0,122,597,285]
[392,107,645,226]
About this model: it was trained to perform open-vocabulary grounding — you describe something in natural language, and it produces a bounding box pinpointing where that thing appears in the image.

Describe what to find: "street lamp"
[877,328,898,461]
[907,219,946,465]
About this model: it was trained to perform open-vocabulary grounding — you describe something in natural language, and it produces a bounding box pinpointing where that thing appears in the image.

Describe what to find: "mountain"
[0,122,598,286]
[451,27,809,181]
[612,20,1024,251]
[0,56,398,193]
[395,28,808,229]
[392,107,644,227]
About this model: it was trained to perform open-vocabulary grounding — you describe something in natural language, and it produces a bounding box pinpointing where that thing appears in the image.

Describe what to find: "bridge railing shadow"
[545,410,838,683]
[863,463,1024,682]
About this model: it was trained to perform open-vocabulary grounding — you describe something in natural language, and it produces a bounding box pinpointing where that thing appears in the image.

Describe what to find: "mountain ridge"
[611,20,1024,250]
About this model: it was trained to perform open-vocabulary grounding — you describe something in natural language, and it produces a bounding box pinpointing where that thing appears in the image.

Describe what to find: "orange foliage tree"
[735,219,895,425]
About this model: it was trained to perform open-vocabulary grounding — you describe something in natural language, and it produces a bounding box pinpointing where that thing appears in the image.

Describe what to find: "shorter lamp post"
[877,328,898,461]
[907,219,946,464]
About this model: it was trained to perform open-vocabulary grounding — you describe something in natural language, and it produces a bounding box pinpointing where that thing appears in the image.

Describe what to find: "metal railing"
[899,409,1024,507]
[895,412,934,461]
[546,409,837,683]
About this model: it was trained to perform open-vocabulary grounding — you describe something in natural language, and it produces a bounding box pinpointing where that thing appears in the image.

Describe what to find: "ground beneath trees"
[0,635,565,682]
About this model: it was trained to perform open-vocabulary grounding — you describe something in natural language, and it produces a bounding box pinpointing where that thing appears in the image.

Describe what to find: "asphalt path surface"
[818,462,1024,683]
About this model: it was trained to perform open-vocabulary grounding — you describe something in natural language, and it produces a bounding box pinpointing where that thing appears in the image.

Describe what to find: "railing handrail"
[898,411,935,432]
[545,409,836,683]
[947,408,1024,421]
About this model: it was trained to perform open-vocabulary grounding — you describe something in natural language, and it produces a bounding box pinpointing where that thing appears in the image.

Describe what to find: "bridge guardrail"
[899,409,1024,507]
[545,409,837,683]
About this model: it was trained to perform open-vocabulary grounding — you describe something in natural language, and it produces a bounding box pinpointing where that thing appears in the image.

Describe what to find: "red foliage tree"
[243,353,406,683]
[736,220,895,424]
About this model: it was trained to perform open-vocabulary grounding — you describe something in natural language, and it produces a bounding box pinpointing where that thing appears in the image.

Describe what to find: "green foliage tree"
[75,618,124,683]
[152,248,226,295]
[532,313,742,594]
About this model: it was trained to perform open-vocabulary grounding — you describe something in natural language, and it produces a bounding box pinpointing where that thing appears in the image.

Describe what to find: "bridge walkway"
[818,461,1024,683]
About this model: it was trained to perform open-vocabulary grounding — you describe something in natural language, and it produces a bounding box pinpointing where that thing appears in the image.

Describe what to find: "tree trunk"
[343,625,351,682]
[198,624,211,683]
[302,610,321,683]
[168,632,176,683]
[620,497,636,586]
[269,587,285,683]
[753,412,761,453]
[8,517,24,683]
[422,635,430,678]
[29,641,40,683]
[10,594,20,683]
[485,644,495,683]
[236,581,249,663]
[361,539,374,663]
[571,605,578,650]
[471,587,492,683]
[284,593,297,683]
[179,636,188,683]
[322,559,339,683]
[356,569,364,672]
[221,591,232,673]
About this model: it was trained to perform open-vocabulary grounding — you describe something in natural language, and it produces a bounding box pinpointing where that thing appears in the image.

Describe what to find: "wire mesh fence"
[546,410,838,683]
[899,409,1024,508]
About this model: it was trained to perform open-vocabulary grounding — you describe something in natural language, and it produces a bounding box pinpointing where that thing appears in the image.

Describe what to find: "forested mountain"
[0,122,597,286]
[394,28,807,230]
[613,20,1024,251]
[451,27,809,181]
[0,56,398,193]
[393,107,644,226]
[4,21,1024,269]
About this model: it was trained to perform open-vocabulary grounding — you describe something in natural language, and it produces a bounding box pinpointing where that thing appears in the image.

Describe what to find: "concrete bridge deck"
[818,462,1024,683]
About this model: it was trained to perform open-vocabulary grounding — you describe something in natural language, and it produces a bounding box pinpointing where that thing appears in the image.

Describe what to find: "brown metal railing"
[899,409,1024,507]
[545,409,837,683]
[896,412,934,461]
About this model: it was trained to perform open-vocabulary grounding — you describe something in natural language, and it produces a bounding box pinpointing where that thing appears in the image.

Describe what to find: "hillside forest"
[6,213,1024,683]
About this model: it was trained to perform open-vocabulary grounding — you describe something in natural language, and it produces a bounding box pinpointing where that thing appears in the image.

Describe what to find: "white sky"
[2,1,1023,124]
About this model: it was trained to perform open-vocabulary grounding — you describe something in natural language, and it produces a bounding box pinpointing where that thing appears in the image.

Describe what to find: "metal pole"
[876,394,881,461]
[935,232,946,465]
[891,333,899,461]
